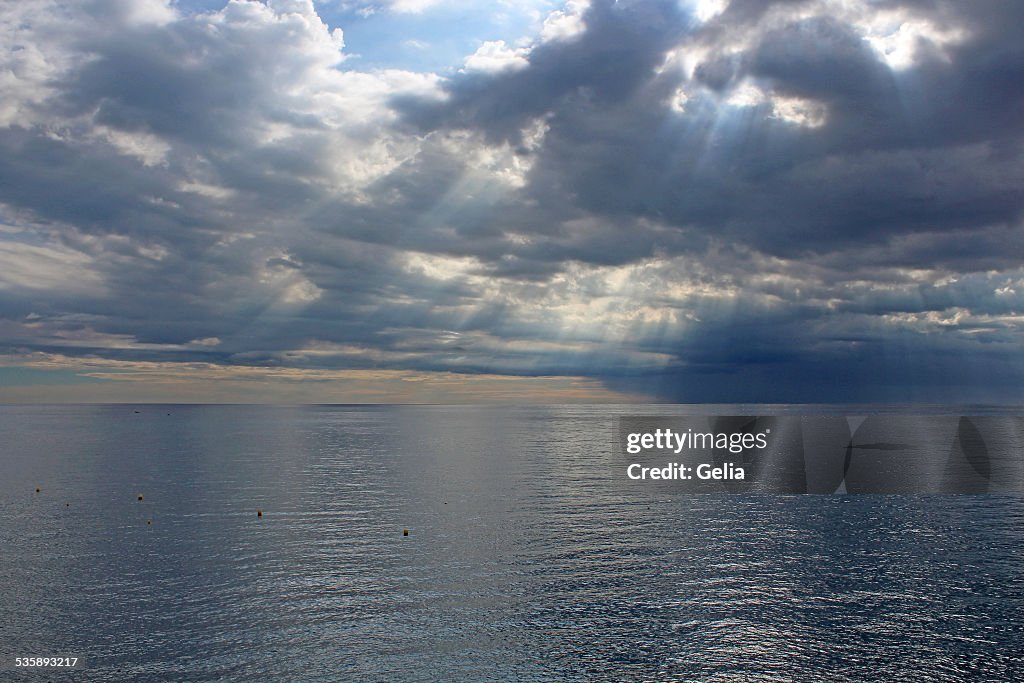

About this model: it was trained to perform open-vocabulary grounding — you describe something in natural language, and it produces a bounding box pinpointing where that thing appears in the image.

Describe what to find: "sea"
[1,404,1022,681]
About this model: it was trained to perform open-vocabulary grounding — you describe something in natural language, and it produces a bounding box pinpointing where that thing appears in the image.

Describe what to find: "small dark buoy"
[134,410,140,414]
[65,502,70,507]
[35,487,40,493]
[403,528,409,536]
[147,520,152,525]
[257,509,263,518]
[137,494,144,501]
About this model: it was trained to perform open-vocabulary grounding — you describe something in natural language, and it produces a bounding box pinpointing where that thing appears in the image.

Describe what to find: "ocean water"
[0,404,1022,682]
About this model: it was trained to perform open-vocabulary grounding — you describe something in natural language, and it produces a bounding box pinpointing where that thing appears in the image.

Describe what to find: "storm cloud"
[1,0,1022,402]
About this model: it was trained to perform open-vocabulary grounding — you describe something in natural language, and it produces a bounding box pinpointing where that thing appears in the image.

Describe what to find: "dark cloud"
[395,0,690,144]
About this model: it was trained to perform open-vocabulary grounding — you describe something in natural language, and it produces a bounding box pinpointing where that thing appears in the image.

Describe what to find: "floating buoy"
[403,528,409,536]
[257,509,263,518]
[137,494,144,501]
[147,520,152,525]
[65,502,70,507]
[35,487,40,493]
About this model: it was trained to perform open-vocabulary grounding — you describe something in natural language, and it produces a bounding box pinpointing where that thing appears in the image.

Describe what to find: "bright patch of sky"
[173,0,567,73]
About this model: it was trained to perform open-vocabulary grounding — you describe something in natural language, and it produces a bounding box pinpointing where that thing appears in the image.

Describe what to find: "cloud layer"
[1,0,1023,402]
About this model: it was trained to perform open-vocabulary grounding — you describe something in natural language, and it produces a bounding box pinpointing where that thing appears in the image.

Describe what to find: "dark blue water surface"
[1,405,1022,681]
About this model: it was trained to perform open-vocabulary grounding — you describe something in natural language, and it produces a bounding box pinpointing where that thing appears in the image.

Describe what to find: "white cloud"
[188,336,222,347]
[0,239,104,294]
[94,126,172,166]
[855,7,969,70]
[540,0,589,42]
[463,40,530,74]
[388,0,445,14]
[725,81,827,127]
[689,0,727,23]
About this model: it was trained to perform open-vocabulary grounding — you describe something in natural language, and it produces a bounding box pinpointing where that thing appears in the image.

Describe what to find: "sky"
[0,0,1022,403]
